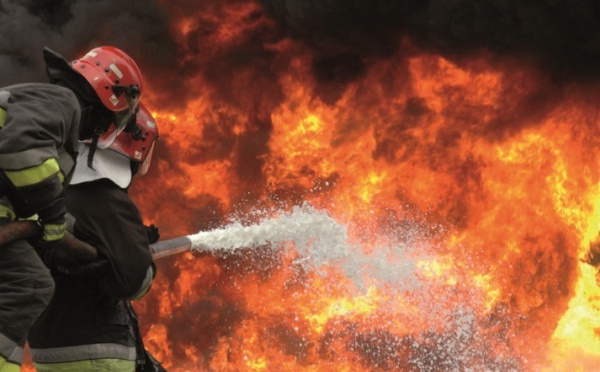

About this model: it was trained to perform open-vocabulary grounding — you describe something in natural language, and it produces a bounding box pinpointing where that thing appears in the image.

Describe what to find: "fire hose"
[0,220,191,261]
[0,220,98,261]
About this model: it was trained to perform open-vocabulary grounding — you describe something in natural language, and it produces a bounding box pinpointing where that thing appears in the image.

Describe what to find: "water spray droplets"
[188,203,351,270]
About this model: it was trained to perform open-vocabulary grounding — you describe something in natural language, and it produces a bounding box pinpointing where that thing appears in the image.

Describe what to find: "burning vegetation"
[4,0,600,371]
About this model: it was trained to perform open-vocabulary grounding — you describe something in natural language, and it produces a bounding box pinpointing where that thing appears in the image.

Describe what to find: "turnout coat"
[0,82,79,369]
[28,178,154,371]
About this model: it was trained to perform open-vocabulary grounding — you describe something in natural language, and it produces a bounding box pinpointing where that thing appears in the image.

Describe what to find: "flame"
[127,4,600,369]
[21,1,600,371]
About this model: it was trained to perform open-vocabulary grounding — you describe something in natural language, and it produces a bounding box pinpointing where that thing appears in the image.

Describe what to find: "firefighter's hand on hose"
[32,242,79,274]
[145,224,160,244]
[27,211,66,254]
[52,237,107,276]
[32,190,68,245]
[40,216,66,243]
[33,239,107,276]
[26,216,65,265]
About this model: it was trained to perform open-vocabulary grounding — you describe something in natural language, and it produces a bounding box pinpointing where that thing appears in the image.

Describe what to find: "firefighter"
[0,46,143,371]
[28,104,165,372]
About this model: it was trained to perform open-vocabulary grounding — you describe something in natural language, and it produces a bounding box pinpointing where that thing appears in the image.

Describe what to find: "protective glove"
[32,187,67,243]
[145,224,160,244]
[31,237,105,276]
[25,215,65,267]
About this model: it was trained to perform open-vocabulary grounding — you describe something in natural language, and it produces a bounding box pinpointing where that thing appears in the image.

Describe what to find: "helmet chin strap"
[87,125,102,170]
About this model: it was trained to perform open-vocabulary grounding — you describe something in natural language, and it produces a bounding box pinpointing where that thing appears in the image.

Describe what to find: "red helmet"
[71,46,143,112]
[71,46,143,148]
[109,103,158,177]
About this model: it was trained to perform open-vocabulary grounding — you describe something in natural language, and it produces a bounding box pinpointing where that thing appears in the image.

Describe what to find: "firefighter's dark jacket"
[0,83,79,220]
[28,179,154,358]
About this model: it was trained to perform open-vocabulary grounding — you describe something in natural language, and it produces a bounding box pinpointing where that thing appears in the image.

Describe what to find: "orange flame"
[23,1,600,371]
[125,3,600,370]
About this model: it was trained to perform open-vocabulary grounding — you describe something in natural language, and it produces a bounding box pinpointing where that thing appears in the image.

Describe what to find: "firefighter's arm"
[127,224,160,300]
[61,181,155,298]
[0,155,67,243]
[34,213,107,275]
[0,86,79,242]
[84,189,154,298]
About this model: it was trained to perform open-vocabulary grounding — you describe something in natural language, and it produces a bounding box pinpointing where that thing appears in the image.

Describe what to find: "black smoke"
[0,0,180,101]
[4,1,600,100]
[261,0,600,84]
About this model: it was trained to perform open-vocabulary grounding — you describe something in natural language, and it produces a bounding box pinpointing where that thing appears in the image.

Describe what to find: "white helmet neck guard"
[70,142,132,189]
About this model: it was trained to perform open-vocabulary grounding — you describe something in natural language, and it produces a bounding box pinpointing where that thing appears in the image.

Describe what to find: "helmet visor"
[97,96,139,149]
[136,141,155,177]
[97,125,119,149]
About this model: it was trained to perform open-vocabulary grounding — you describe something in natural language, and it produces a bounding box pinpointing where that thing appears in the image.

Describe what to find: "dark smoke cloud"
[4,0,600,103]
[0,0,180,101]
[260,0,600,83]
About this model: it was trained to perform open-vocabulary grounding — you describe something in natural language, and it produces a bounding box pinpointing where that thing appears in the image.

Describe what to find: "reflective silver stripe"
[65,212,76,233]
[0,90,10,108]
[0,332,23,363]
[57,146,75,181]
[0,146,56,170]
[9,346,23,364]
[129,265,154,300]
[30,343,136,363]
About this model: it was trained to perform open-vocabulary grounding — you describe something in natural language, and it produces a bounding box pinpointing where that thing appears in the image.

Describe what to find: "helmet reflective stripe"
[109,64,123,78]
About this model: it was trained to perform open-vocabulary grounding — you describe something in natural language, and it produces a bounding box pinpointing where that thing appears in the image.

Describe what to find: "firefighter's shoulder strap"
[0,90,10,128]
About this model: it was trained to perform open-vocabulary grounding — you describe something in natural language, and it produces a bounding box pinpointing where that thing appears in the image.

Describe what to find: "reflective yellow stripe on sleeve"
[0,205,15,222]
[0,357,21,372]
[3,158,63,187]
[43,222,66,242]
[0,108,5,128]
